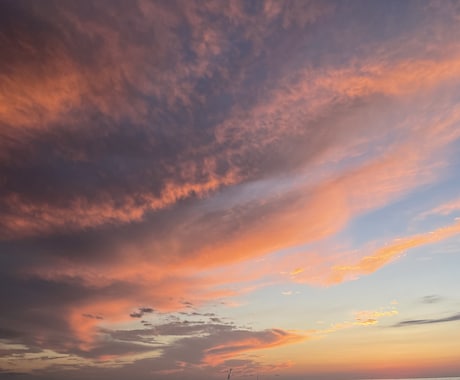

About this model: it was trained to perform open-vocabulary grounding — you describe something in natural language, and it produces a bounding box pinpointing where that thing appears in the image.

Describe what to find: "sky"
[1,0,460,379]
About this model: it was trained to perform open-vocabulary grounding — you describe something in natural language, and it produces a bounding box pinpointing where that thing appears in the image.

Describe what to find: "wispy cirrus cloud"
[394,312,460,327]
[329,220,460,284]
[317,305,399,334]
[418,197,460,220]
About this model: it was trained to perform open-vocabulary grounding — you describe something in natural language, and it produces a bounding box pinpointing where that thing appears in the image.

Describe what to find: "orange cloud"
[205,138,444,285]
[319,306,399,334]
[3,3,460,378]
[191,141,439,270]
[330,220,460,284]
[17,111,458,351]
[354,310,399,325]
[290,268,304,276]
[4,9,460,241]
[313,55,460,99]
[67,299,135,351]
[203,329,308,366]
[0,165,239,239]
[215,51,460,159]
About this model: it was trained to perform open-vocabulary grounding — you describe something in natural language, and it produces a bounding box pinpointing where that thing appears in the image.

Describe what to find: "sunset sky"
[1,1,460,379]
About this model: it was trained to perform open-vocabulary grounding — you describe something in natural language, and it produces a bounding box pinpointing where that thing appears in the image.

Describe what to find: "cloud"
[418,198,460,220]
[129,312,143,319]
[354,310,399,326]
[420,295,444,304]
[394,312,460,327]
[0,300,305,375]
[2,1,460,378]
[84,319,306,377]
[320,306,399,333]
[130,307,154,318]
[329,220,460,284]
[139,307,154,313]
[3,0,460,241]
[0,0,334,239]
[82,314,104,320]
[4,120,454,353]
[202,328,307,366]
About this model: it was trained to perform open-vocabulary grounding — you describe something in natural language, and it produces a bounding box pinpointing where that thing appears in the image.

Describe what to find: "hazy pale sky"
[1,1,460,379]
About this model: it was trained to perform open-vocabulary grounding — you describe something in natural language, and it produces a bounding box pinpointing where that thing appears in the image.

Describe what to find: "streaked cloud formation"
[394,312,460,327]
[1,1,460,379]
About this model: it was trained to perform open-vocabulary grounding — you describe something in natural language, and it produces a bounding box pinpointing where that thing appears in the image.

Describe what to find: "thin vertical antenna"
[227,368,232,380]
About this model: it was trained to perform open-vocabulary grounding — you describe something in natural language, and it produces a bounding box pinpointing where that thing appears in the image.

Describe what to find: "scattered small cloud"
[290,268,304,276]
[139,307,154,314]
[129,307,154,319]
[320,305,399,334]
[82,314,104,320]
[354,310,399,326]
[420,295,444,304]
